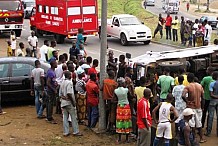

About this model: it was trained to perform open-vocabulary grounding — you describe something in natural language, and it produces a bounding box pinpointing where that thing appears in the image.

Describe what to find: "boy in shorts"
[152,93,178,146]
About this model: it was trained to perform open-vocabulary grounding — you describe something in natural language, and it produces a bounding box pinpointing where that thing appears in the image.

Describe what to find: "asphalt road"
[0,19,177,60]
[146,0,197,20]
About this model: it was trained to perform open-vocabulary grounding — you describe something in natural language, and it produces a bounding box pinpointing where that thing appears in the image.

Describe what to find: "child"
[172,75,186,136]
[10,31,16,56]
[17,42,25,57]
[78,44,86,61]
[7,41,12,57]
[152,93,179,146]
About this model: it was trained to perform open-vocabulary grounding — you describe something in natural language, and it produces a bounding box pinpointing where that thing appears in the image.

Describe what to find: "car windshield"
[0,1,21,11]
[26,2,35,7]
[119,17,141,25]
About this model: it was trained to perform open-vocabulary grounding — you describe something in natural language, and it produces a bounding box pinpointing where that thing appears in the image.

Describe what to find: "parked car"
[200,16,218,29]
[0,57,50,102]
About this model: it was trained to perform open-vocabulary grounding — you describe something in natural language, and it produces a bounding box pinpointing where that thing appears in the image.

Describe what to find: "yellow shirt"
[172,19,179,30]
[175,74,189,86]
[7,46,12,57]
[135,86,153,100]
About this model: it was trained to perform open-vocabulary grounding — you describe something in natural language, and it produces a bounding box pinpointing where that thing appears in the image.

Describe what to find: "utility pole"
[98,0,107,131]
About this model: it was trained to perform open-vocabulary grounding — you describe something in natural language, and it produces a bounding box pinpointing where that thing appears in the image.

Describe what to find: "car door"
[0,63,10,101]
[110,17,120,38]
[9,63,34,99]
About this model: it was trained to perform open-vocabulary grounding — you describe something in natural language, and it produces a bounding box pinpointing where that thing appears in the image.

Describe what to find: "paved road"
[146,0,197,20]
[0,19,177,60]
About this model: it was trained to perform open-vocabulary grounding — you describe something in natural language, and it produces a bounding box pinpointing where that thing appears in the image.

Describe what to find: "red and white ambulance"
[30,0,98,44]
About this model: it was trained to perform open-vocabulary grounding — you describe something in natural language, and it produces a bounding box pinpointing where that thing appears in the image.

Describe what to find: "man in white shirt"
[28,31,38,57]
[192,19,199,47]
[55,54,67,114]
[30,60,45,118]
[39,40,49,62]
[204,21,212,44]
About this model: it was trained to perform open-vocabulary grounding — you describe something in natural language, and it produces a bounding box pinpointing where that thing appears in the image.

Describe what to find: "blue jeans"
[87,105,99,128]
[34,85,44,117]
[206,99,218,134]
[63,104,79,135]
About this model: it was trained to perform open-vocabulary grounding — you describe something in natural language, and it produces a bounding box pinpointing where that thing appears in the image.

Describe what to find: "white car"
[99,14,152,46]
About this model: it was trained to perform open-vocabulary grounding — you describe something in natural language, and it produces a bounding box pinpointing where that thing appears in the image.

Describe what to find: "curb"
[151,40,185,49]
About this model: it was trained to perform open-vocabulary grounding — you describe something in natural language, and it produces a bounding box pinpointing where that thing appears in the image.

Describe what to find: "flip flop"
[199,139,207,143]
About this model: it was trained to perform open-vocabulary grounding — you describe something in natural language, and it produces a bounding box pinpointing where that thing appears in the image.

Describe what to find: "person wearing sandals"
[59,71,83,137]
[114,77,132,143]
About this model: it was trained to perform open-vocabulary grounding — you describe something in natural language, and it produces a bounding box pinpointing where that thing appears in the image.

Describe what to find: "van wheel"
[55,34,65,44]
[120,33,128,46]
[143,40,150,45]
[15,29,22,37]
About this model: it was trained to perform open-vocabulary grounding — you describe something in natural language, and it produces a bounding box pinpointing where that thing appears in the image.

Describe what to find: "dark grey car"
[0,57,50,102]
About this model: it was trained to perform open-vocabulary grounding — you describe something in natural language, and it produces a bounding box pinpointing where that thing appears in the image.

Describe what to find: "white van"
[146,0,155,6]
[162,0,179,14]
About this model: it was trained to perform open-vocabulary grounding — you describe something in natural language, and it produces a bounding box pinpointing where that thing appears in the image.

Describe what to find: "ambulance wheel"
[15,29,22,37]
[55,34,65,44]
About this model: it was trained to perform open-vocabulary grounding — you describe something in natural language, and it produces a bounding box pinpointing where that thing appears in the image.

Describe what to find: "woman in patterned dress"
[75,68,86,125]
[114,77,132,143]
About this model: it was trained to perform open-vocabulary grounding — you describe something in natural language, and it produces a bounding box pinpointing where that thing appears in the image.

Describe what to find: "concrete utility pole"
[98,0,107,131]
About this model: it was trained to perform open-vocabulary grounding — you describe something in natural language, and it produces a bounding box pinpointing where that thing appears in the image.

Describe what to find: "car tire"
[143,40,150,45]
[120,33,128,46]
[55,34,65,44]
[15,29,22,37]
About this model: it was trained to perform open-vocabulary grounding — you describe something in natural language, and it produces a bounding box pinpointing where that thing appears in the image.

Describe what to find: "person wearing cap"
[178,108,199,146]
[182,73,206,143]
[75,68,87,124]
[80,63,91,82]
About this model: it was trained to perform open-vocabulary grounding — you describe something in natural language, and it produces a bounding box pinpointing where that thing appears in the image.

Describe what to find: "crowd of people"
[153,13,213,47]
[28,50,218,145]
[2,25,218,146]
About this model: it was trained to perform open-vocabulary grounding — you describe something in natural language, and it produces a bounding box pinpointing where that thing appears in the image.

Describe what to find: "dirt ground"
[0,105,218,146]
